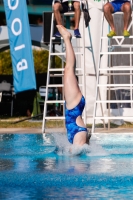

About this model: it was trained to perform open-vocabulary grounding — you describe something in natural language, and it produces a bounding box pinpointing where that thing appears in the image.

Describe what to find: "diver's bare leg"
[56,25,82,109]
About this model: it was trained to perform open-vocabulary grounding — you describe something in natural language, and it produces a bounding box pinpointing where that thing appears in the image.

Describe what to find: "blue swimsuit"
[65,96,88,144]
[110,0,130,13]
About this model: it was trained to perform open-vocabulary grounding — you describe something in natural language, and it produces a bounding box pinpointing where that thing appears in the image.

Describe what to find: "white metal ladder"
[42,1,96,133]
[92,0,133,133]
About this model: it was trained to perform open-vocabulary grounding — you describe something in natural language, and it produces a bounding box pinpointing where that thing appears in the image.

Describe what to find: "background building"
[0,0,52,25]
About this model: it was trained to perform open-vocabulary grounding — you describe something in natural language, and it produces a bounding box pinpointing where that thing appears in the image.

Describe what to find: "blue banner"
[3,0,36,93]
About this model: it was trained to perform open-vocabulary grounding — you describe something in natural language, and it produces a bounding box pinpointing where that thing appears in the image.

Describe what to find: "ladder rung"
[101,36,133,39]
[49,69,64,71]
[50,73,84,77]
[46,100,65,103]
[98,84,133,87]
[45,116,65,119]
[50,41,91,50]
[113,12,124,15]
[74,46,92,49]
[49,68,83,71]
[108,45,133,48]
[63,12,75,16]
[52,36,76,40]
[97,87,131,90]
[95,116,133,119]
[101,73,133,76]
[50,52,83,56]
[96,100,133,103]
[99,67,133,71]
[100,52,133,55]
[106,87,131,90]
[48,84,83,87]
[50,74,63,77]
[48,84,64,87]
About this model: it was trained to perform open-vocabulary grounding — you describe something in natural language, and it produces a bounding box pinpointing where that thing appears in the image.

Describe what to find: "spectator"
[103,0,131,37]
[53,0,81,38]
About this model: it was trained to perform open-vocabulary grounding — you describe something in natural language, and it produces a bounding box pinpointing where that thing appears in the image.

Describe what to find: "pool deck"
[0,127,133,134]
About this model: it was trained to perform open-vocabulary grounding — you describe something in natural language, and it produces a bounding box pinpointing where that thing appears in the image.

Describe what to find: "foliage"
[0,51,12,75]
[0,119,64,128]
[33,49,62,73]
[0,49,62,75]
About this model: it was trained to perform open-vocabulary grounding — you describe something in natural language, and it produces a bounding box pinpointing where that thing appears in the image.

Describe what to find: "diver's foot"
[123,30,130,37]
[107,30,117,38]
[56,25,72,40]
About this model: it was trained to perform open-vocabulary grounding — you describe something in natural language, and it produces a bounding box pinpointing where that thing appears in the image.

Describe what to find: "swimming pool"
[0,133,133,199]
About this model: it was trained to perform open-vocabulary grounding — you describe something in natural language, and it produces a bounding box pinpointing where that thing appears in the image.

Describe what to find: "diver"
[56,25,91,147]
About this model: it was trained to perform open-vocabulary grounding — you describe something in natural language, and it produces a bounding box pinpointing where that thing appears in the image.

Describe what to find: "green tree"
[0,51,12,75]
[0,49,62,75]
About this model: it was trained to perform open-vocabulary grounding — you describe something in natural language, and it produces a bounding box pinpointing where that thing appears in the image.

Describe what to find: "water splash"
[87,134,109,157]
[50,132,108,157]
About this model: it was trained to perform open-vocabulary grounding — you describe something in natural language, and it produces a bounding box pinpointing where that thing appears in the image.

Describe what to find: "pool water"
[0,133,133,199]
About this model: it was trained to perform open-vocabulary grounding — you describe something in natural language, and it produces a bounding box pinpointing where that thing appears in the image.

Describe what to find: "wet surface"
[0,133,133,199]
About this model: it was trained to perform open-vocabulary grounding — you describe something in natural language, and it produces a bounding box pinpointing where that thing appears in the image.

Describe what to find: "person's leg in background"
[73,1,81,38]
[53,2,63,25]
[53,1,63,37]
[103,2,117,37]
[53,1,81,38]
[104,1,132,37]
[121,2,131,37]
